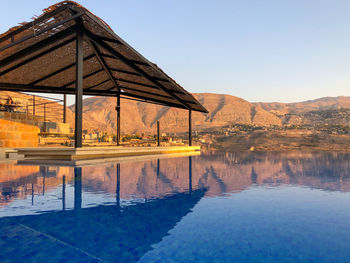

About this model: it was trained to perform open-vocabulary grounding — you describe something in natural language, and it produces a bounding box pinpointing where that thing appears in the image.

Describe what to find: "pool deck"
[15,146,200,165]
[17,151,200,166]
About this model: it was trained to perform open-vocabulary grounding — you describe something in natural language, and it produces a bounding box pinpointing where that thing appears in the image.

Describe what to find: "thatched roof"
[0,1,208,113]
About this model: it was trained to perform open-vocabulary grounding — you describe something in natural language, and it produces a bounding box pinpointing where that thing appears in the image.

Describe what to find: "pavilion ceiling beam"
[122,96,185,109]
[104,90,186,109]
[30,63,76,85]
[109,86,175,100]
[61,68,104,87]
[94,91,182,106]
[0,82,115,97]
[84,30,191,110]
[90,63,185,94]
[108,68,141,77]
[84,79,111,91]
[85,81,185,104]
[88,40,121,92]
[105,81,196,104]
[112,77,160,90]
[118,95,185,108]
[100,53,150,66]
[121,94,186,109]
[71,8,125,45]
[82,33,122,45]
[0,82,71,94]
[29,54,95,85]
[0,4,72,44]
[0,12,83,52]
[107,87,187,109]
[0,82,190,109]
[70,8,123,93]
[0,37,76,77]
[115,86,198,104]
[70,13,123,92]
[109,67,170,82]
[0,25,77,70]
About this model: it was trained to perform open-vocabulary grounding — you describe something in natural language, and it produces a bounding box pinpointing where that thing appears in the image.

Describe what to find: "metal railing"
[0,93,66,123]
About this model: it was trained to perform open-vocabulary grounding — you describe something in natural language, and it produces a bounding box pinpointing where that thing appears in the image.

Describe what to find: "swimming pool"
[1,151,350,262]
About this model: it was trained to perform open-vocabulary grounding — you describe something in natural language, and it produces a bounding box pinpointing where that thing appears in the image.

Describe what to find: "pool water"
[1,151,350,262]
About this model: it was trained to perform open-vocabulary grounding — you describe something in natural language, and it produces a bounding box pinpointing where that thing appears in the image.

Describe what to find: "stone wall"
[0,112,40,148]
[39,122,70,134]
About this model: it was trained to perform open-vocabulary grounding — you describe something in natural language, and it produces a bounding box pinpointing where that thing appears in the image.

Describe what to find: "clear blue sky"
[1,0,350,104]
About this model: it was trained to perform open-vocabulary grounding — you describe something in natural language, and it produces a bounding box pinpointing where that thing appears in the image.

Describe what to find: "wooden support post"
[75,28,83,148]
[63,94,67,123]
[157,121,160,147]
[33,95,35,116]
[44,103,46,122]
[116,94,121,146]
[189,109,192,146]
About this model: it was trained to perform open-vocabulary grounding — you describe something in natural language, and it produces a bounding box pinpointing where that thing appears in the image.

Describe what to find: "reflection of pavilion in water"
[1,152,350,208]
[0,160,205,262]
[1,152,350,261]
[0,167,205,263]
[0,157,197,208]
[0,165,71,207]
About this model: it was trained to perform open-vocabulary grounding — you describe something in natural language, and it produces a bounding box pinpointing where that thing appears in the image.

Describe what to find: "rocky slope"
[70,93,350,134]
[2,91,350,134]
[70,93,282,134]
[214,129,350,152]
[255,96,350,115]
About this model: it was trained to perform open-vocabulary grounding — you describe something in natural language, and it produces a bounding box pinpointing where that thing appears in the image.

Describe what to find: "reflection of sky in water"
[141,187,350,262]
[1,152,350,262]
[0,185,74,217]
[0,185,123,218]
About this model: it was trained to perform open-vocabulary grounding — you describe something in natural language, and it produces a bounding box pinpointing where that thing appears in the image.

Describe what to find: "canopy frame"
[0,1,207,147]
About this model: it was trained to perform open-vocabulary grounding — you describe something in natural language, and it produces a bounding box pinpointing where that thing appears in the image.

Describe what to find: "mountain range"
[1,91,350,134]
[69,93,350,134]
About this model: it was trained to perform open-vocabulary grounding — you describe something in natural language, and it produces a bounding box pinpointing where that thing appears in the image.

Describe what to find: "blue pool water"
[1,151,350,262]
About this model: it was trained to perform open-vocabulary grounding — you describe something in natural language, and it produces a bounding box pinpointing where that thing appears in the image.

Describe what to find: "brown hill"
[2,91,350,134]
[72,93,350,134]
[69,93,281,134]
[255,96,350,115]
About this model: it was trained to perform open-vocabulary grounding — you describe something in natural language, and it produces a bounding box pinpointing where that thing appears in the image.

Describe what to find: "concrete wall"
[0,112,40,148]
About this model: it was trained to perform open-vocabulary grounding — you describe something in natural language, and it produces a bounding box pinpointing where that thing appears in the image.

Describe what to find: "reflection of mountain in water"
[1,152,350,206]
[1,152,350,262]
[198,151,350,194]
[0,188,205,262]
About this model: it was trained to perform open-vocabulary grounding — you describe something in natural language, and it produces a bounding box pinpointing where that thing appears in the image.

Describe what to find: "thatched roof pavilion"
[0,1,207,147]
